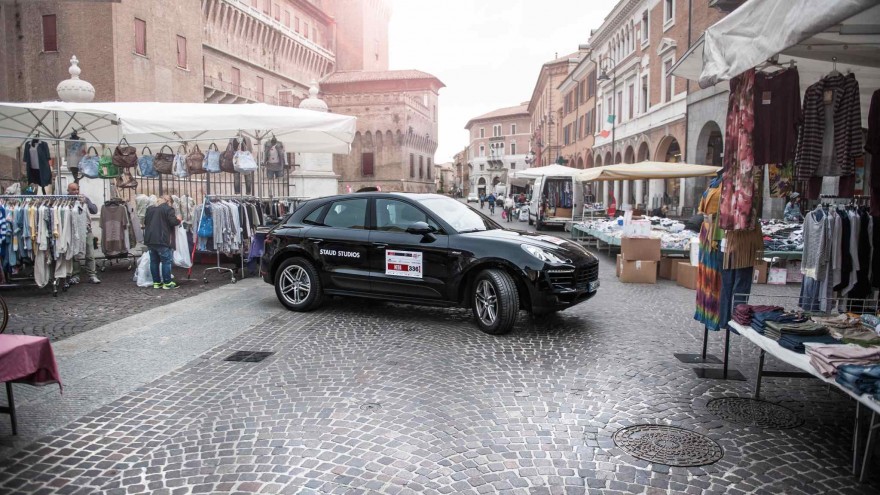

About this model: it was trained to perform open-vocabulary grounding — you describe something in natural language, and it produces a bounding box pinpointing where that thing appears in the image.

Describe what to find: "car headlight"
[521,244,568,264]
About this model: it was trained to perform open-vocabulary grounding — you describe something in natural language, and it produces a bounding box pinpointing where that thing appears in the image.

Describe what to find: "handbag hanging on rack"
[220,140,237,173]
[137,146,158,177]
[154,145,175,175]
[173,145,189,178]
[186,144,206,175]
[98,148,120,178]
[112,138,138,168]
[203,142,222,173]
[80,146,100,179]
[233,149,257,173]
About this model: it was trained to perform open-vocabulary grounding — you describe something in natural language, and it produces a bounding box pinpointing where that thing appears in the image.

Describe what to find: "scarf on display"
[719,69,759,231]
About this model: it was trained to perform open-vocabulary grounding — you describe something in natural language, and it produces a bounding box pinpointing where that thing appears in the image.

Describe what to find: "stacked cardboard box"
[676,262,698,290]
[618,237,660,284]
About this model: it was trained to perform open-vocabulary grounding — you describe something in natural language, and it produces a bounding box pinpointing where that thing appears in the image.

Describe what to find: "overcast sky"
[388,0,614,164]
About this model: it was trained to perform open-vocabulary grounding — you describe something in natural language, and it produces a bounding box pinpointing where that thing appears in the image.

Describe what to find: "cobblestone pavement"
[0,259,235,341]
[0,251,878,494]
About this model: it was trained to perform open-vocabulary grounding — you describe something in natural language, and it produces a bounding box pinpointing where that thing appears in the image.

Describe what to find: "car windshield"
[418,196,499,233]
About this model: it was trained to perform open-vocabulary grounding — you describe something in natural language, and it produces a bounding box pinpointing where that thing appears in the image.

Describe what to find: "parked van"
[528,174,584,229]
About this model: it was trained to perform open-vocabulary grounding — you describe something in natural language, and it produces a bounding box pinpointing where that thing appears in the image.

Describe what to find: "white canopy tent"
[575,162,721,182]
[510,164,583,179]
[672,0,880,121]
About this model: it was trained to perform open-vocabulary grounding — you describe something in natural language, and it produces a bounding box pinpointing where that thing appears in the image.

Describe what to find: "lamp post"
[597,56,616,164]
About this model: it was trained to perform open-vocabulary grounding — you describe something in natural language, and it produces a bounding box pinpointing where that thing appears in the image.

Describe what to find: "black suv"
[261,193,599,334]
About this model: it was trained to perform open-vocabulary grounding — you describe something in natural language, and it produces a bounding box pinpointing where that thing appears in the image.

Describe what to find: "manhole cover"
[359,402,381,412]
[613,425,723,467]
[707,397,804,429]
[224,351,274,363]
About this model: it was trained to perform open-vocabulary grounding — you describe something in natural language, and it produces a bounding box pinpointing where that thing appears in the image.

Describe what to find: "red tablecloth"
[0,334,62,391]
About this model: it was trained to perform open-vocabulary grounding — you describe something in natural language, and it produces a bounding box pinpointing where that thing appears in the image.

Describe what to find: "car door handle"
[372,243,387,249]
[307,238,322,244]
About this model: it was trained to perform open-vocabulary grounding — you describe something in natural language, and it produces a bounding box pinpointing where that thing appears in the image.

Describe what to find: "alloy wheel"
[475,279,498,326]
[280,265,311,305]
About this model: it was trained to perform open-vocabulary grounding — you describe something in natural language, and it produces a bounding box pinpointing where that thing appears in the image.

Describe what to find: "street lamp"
[597,57,616,164]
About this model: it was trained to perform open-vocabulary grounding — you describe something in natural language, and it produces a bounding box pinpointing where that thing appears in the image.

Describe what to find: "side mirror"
[406,221,434,236]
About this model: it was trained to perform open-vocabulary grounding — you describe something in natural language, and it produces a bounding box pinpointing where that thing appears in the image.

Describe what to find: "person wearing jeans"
[143,195,182,289]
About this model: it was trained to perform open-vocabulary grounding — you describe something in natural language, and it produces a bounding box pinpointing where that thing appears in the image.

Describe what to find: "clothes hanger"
[828,57,841,77]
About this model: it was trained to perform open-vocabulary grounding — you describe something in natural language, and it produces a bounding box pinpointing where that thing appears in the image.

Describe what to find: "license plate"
[589,280,600,292]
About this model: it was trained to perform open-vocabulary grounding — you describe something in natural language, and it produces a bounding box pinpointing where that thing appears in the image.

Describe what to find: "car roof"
[314,192,449,202]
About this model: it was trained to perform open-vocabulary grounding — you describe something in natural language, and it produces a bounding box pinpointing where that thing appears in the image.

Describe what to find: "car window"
[301,205,325,225]
[376,199,440,232]
[322,199,368,229]
[417,196,499,233]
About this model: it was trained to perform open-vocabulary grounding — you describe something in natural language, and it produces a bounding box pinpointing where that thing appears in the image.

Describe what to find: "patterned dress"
[719,69,757,231]
[695,178,724,331]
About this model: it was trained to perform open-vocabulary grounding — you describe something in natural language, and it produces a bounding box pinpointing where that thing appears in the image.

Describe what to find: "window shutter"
[362,153,374,176]
[42,15,57,52]
[134,18,146,55]
[176,36,187,68]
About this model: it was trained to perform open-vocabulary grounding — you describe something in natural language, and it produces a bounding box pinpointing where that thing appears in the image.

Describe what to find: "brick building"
[588,0,725,211]
[527,52,584,168]
[453,146,469,197]
[557,50,597,169]
[464,103,531,197]
[323,70,444,193]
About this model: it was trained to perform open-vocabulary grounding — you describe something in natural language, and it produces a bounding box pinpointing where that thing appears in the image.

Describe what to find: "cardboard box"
[768,267,787,285]
[619,260,658,284]
[786,261,803,283]
[616,254,622,278]
[554,207,573,218]
[676,262,698,290]
[753,260,768,284]
[621,237,661,261]
[658,257,685,280]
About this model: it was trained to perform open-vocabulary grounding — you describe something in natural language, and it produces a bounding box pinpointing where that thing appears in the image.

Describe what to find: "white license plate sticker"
[589,280,600,292]
[386,250,423,279]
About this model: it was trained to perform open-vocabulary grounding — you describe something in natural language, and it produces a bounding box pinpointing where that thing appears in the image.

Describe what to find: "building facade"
[465,103,531,197]
[557,51,598,170]
[323,70,444,194]
[527,52,583,168]
[453,146,469,197]
[589,0,724,211]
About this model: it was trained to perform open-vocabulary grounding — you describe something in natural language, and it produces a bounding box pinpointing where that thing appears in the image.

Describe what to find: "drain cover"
[359,402,381,412]
[707,397,803,429]
[224,351,274,363]
[613,425,723,467]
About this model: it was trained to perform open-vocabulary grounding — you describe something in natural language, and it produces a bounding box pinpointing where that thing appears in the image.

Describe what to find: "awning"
[509,164,583,179]
[672,0,880,89]
[0,101,357,153]
[575,162,721,182]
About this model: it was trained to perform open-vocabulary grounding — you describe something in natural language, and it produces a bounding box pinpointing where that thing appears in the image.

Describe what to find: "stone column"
[290,81,340,198]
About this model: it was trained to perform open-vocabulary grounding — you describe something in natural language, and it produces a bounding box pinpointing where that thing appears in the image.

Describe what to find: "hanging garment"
[720,69,758,231]
[100,202,131,256]
[795,73,864,181]
[24,140,53,187]
[65,137,85,173]
[753,68,801,166]
[694,178,724,331]
[263,141,287,171]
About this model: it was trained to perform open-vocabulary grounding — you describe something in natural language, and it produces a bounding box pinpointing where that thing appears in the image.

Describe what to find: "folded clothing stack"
[836,364,880,399]
[764,321,827,341]
[829,326,880,347]
[807,345,880,377]
[751,310,807,335]
[812,313,862,330]
[733,304,783,326]
[777,333,839,353]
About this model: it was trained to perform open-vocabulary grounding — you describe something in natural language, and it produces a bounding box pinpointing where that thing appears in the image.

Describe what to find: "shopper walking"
[67,183,100,285]
[504,195,515,223]
[144,194,182,289]
[487,192,496,215]
[479,193,485,209]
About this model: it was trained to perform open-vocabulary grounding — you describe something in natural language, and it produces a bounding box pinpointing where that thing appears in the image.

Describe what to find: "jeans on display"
[233,172,254,195]
[266,169,283,179]
[72,233,97,277]
[719,267,754,331]
[836,365,880,397]
[148,245,173,284]
[799,277,823,311]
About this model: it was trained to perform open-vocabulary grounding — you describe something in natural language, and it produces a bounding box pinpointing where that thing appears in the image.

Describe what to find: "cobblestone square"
[0,251,877,494]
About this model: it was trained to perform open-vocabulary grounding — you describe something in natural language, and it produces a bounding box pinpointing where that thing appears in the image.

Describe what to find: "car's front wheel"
[275,257,323,311]
[472,269,519,335]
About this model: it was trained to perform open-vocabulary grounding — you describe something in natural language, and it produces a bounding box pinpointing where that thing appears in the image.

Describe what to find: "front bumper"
[526,262,600,313]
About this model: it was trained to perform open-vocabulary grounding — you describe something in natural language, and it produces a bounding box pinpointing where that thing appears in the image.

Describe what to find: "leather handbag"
[172,145,189,178]
[98,148,120,178]
[137,146,158,177]
[203,143,221,173]
[154,145,175,175]
[112,138,137,168]
[79,146,100,179]
[220,140,237,173]
[186,144,206,175]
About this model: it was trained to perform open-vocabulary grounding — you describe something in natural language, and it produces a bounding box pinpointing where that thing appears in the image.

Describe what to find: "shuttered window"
[176,36,187,68]
[361,153,374,176]
[134,18,146,56]
[42,15,57,52]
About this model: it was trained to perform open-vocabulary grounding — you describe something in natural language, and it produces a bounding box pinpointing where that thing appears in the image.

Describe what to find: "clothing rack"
[189,195,257,283]
[0,194,82,296]
[97,197,138,271]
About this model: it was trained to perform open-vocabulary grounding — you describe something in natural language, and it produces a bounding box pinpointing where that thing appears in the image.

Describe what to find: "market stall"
[670,0,880,479]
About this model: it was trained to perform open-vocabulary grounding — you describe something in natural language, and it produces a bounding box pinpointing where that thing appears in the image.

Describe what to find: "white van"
[528,175,585,229]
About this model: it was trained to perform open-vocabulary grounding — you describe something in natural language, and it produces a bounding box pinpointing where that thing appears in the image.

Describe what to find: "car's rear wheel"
[472,269,518,335]
[275,257,323,311]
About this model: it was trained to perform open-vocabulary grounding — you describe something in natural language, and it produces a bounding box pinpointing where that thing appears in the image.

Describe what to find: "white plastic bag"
[172,225,192,268]
[134,254,153,287]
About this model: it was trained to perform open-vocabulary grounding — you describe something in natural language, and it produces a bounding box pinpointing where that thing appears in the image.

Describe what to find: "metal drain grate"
[224,351,274,363]
[707,397,804,429]
[613,425,723,467]
[359,402,382,412]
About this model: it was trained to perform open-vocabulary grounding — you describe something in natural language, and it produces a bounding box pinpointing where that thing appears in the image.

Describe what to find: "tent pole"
[53,111,62,193]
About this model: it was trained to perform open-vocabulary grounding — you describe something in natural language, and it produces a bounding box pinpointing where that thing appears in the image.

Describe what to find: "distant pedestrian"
[487,193,496,214]
[144,194,182,289]
[504,195,515,223]
[479,193,485,209]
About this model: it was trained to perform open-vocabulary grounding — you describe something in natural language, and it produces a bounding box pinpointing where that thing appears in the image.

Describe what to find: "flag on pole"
[599,130,610,138]
[607,114,616,124]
